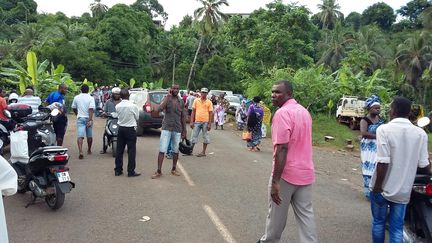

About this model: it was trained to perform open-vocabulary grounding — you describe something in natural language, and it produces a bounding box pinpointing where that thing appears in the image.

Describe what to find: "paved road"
[4,118,371,243]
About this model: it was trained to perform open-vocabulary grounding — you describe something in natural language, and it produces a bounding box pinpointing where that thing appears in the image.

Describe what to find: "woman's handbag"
[242,131,252,141]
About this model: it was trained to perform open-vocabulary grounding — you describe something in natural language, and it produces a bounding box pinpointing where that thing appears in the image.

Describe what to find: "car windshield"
[225,96,240,103]
[150,92,167,104]
[129,93,144,105]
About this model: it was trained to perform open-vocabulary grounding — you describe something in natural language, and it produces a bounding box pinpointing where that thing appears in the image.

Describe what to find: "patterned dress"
[360,117,384,198]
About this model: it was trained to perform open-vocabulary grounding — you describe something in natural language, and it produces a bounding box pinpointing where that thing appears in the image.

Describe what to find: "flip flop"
[196,153,206,157]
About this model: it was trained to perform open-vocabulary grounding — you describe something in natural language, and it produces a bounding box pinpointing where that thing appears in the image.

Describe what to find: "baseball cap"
[112,87,121,94]
[201,88,208,93]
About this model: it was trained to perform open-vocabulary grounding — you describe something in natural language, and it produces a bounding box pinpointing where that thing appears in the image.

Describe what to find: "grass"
[312,114,360,150]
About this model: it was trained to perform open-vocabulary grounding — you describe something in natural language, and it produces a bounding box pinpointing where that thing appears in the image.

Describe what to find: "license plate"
[56,172,70,183]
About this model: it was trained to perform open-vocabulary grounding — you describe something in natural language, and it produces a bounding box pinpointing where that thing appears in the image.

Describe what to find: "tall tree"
[362,2,396,30]
[186,0,228,90]
[397,0,432,28]
[131,0,168,24]
[317,0,343,29]
[420,6,432,30]
[90,0,108,19]
[345,12,361,31]
[395,32,432,88]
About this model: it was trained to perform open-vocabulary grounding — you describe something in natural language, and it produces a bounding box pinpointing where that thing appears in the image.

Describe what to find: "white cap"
[112,87,121,94]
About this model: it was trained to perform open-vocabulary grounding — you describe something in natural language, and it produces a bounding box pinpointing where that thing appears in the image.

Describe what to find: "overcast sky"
[34,0,409,29]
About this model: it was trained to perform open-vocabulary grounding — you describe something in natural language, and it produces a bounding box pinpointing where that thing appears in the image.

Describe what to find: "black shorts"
[53,117,68,139]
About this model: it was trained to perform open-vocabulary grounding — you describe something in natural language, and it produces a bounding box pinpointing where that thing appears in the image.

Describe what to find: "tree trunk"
[186,35,203,90]
[172,53,176,85]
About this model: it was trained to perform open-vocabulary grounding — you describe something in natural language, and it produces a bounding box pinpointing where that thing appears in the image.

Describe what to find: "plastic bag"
[10,131,29,163]
[242,131,252,141]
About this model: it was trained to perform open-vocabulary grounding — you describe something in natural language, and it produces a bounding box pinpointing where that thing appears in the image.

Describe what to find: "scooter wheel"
[45,181,65,210]
[111,141,117,158]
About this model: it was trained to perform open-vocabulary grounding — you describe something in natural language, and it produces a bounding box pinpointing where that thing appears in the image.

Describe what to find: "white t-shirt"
[370,118,429,204]
[71,93,96,118]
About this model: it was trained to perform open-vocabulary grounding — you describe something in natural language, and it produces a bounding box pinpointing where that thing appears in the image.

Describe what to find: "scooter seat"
[31,146,64,157]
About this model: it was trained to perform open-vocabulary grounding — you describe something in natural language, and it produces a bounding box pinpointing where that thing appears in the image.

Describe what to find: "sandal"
[79,154,84,159]
[196,153,206,157]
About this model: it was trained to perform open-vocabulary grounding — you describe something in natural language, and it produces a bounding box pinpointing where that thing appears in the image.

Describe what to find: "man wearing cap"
[100,87,121,154]
[190,88,213,157]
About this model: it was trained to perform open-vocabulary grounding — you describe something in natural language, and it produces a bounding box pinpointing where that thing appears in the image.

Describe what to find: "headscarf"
[365,95,381,109]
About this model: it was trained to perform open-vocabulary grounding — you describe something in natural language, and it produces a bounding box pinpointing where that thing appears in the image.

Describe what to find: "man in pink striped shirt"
[259,80,317,243]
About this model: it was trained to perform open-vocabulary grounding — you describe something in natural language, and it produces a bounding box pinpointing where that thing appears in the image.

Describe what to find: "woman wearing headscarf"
[246,96,264,152]
[360,95,385,200]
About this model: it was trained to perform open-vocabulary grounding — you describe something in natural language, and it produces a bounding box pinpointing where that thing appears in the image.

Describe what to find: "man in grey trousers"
[259,80,317,243]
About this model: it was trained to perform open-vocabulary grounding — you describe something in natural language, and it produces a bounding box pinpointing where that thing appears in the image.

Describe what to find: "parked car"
[129,88,168,135]
[208,90,233,100]
[225,95,241,115]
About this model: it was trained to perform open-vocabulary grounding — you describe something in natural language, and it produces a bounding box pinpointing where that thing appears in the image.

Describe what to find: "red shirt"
[0,97,8,121]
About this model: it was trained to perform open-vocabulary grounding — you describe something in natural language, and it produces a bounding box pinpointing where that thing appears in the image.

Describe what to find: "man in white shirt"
[17,86,41,114]
[370,97,431,243]
[72,84,95,160]
[0,155,17,243]
[114,89,140,177]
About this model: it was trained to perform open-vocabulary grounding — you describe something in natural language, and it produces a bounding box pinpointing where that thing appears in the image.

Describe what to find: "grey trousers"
[260,179,318,243]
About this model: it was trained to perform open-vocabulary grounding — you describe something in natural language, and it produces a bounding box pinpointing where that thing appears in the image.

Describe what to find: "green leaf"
[129,78,136,88]
[26,51,38,86]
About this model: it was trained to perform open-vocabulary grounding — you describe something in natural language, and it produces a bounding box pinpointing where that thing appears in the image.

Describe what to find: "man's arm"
[372,163,388,193]
[181,107,187,138]
[159,93,170,111]
[372,127,390,193]
[208,111,213,131]
[190,109,196,128]
[86,108,94,128]
[418,133,431,175]
[271,143,289,205]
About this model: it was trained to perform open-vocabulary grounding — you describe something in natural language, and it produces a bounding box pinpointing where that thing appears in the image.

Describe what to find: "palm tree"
[396,32,432,88]
[317,0,343,29]
[12,23,47,58]
[318,22,354,71]
[354,26,389,73]
[186,0,228,90]
[90,0,108,19]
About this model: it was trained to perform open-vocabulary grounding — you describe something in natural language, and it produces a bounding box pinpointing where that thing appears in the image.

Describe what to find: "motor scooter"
[102,112,119,157]
[9,104,74,210]
[403,117,432,242]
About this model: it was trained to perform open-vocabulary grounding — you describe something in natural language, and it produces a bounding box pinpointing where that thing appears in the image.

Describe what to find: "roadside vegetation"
[0,0,431,132]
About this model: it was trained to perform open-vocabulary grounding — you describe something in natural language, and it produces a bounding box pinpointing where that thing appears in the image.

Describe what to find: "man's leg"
[199,122,210,156]
[126,128,137,175]
[77,138,84,158]
[114,127,127,174]
[86,125,93,154]
[370,192,389,243]
[388,202,407,243]
[153,130,170,178]
[190,123,202,154]
[260,178,295,242]
[171,132,181,175]
[291,184,318,243]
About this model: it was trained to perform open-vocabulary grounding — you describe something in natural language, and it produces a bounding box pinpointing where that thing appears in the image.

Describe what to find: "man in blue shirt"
[45,84,68,146]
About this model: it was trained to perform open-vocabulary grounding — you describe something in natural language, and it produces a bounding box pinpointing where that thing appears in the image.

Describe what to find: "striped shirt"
[18,95,41,114]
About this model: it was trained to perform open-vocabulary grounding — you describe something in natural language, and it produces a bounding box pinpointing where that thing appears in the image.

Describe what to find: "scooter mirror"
[4,110,11,119]
[50,109,60,117]
[417,117,430,128]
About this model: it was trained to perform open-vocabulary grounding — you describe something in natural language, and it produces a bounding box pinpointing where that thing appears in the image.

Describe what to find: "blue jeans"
[159,130,181,154]
[76,117,93,138]
[370,192,407,243]
[191,122,210,144]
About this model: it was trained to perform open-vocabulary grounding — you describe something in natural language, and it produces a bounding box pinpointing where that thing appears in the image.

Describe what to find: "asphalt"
[4,118,371,243]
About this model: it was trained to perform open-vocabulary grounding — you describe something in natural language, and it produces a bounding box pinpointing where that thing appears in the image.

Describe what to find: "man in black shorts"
[45,84,68,146]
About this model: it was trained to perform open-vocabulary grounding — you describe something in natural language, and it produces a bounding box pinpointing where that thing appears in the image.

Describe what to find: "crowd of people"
[1,80,431,243]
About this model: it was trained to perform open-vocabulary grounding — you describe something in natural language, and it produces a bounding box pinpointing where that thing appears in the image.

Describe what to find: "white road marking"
[177,162,195,186]
[203,205,237,243]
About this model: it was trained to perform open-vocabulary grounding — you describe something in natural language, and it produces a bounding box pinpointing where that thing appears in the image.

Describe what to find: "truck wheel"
[337,116,343,124]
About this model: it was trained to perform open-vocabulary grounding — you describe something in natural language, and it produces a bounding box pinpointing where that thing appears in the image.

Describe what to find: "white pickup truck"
[336,95,366,130]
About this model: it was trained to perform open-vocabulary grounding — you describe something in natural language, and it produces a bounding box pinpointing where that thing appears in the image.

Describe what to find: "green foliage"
[345,12,361,31]
[312,113,359,148]
[317,0,344,29]
[397,0,432,29]
[361,2,396,30]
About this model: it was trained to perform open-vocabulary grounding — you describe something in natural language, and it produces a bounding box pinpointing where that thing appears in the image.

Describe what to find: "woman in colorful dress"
[235,100,247,130]
[360,95,385,200]
[246,96,264,152]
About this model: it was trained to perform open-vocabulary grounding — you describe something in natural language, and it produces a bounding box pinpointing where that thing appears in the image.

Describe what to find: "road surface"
[4,118,371,243]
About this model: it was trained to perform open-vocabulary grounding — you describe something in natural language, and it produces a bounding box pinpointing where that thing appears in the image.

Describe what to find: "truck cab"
[336,95,366,130]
